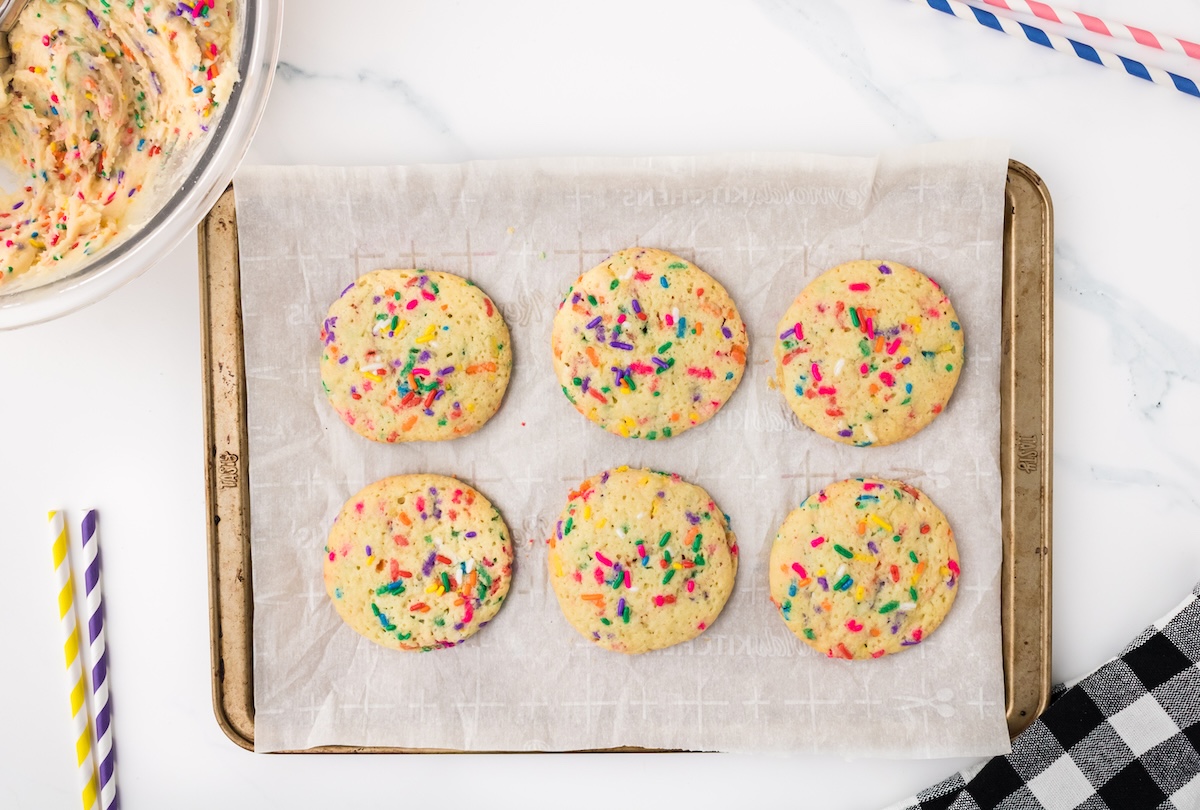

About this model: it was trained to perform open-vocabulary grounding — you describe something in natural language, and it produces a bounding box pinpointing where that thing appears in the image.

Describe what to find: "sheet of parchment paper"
[235,140,1011,756]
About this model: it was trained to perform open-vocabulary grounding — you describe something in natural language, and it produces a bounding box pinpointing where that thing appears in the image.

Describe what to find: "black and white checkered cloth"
[892,583,1200,810]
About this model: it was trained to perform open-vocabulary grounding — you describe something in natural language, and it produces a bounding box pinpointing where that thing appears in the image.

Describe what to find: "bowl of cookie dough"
[0,0,283,329]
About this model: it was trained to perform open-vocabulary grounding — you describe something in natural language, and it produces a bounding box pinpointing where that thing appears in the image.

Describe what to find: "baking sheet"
[234,140,1012,756]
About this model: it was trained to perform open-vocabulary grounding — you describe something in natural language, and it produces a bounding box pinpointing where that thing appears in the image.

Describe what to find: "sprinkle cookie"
[324,474,513,651]
[768,478,959,660]
[547,467,738,653]
[551,248,748,440]
[320,270,511,442]
[774,260,963,447]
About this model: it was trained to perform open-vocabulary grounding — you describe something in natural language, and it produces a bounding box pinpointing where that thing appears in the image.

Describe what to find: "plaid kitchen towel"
[891,583,1200,810]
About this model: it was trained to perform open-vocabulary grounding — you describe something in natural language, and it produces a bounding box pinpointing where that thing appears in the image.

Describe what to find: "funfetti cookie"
[325,474,513,652]
[551,248,748,440]
[320,269,511,442]
[768,478,959,660]
[548,466,738,654]
[774,260,963,447]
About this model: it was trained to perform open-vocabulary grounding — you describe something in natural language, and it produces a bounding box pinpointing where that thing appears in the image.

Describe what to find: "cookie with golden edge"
[774,260,963,446]
[551,248,748,440]
[768,477,959,660]
[548,466,738,653]
[325,474,513,651]
[321,269,511,442]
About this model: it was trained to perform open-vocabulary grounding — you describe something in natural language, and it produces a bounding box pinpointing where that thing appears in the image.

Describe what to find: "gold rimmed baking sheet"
[199,159,1052,752]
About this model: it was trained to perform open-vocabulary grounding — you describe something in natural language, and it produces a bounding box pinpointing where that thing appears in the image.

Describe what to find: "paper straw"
[914,0,1200,99]
[980,0,1200,61]
[81,511,119,810]
[49,511,100,810]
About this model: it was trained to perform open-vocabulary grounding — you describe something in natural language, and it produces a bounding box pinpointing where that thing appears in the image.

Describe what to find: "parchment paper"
[235,141,1012,756]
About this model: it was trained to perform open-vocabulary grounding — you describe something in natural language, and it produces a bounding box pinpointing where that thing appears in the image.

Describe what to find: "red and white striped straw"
[979,0,1200,60]
[916,0,1200,99]
[81,511,119,810]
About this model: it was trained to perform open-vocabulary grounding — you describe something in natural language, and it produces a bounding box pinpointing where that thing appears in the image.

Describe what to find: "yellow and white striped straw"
[49,511,100,810]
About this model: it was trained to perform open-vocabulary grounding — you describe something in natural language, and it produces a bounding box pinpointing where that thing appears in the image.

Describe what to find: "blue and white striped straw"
[914,0,1200,99]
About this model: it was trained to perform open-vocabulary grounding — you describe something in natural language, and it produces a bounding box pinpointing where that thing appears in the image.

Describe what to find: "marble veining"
[275,60,463,146]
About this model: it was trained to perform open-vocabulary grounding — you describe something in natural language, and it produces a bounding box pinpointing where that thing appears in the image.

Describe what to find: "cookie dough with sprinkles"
[324,474,513,652]
[547,466,738,654]
[0,0,238,287]
[320,269,511,442]
[774,260,964,447]
[768,478,959,660]
[551,248,748,440]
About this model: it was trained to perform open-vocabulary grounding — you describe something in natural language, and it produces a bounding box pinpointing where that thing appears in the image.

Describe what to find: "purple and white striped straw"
[81,511,118,810]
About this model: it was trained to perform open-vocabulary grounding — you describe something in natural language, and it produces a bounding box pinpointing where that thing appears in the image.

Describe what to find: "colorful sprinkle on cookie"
[548,467,738,653]
[551,248,749,439]
[320,269,511,442]
[774,260,963,446]
[768,478,959,659]
[324,474,513,651]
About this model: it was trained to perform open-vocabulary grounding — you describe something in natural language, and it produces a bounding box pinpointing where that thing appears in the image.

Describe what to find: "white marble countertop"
[3,1,1200,807]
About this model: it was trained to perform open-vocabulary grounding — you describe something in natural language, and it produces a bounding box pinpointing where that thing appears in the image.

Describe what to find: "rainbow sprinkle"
[328,480,511,652]
[322,271,508,442]
[547,467,734,653]
[776,261,963,447]
[771,479,958,660]
[553,249,749,440]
